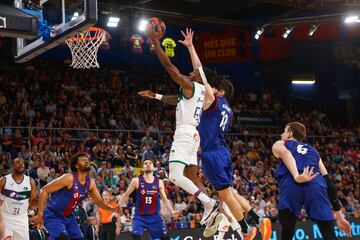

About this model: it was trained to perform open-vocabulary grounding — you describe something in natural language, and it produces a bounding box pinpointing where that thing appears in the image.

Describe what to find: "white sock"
[168,162,200,195]
[197,192,212,205]
[218,231,226,240]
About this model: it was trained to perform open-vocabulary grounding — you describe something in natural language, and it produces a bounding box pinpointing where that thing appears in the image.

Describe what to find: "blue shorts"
[278,175,333,221]
[132,213,168,238]
[201,147,233,191]
[44,208,83,240]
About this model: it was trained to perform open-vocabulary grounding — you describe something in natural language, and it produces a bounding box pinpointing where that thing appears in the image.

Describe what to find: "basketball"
[147,17,166,39]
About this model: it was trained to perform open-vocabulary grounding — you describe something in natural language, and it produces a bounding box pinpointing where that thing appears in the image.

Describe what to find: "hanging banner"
[130,34,144,54]
[194,30,251,64]
[162,37,177,58]
[146,38,155,54]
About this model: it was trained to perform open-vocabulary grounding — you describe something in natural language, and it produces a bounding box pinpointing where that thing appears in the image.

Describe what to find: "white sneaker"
[200,200,220,225]
[203,212,223,237]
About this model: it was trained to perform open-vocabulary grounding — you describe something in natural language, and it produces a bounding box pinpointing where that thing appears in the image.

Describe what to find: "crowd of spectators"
[0,61,359,238]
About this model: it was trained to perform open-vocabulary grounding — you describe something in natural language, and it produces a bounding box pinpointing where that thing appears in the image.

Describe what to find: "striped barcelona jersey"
[1,174,31,218]
[199,96,233,151]
[135,176,160,215]
[47,173,90,217]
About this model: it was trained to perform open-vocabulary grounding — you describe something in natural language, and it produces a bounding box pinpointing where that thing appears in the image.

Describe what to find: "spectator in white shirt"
[37,160,50,187]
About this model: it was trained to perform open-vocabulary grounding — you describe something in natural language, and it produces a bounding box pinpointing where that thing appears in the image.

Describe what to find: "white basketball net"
[65,28,105,69]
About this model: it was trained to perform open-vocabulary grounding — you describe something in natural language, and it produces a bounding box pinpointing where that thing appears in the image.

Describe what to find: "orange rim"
[68,27,108,42]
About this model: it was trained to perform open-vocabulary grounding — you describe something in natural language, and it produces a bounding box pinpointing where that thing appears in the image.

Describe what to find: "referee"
[97,190,121,240]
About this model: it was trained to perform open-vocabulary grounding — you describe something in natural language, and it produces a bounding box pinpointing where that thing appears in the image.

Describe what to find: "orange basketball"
[147,17,166,39]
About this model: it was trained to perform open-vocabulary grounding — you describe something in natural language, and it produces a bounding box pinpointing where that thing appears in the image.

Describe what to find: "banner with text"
[120,218,360,240]
[194,31,251,64]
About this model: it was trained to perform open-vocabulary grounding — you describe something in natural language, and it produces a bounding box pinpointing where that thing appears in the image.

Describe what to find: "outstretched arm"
[179,28,214,110]
[33,173,73,228]
[88,179,120,213]
[146,26,193,95]
[179,28,202,70]
[272,140,319,183]
[138,90,177,106]
[118,178,138,206]
[159,180,179,217]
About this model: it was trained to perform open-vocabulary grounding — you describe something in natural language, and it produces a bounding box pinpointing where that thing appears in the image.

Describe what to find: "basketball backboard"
[14,0,97,63]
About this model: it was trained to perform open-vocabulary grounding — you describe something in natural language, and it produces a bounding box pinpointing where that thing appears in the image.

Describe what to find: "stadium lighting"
[344,15,360,24]
[138,19,148,32]
[107,17,120,28]
[254,28,264,40]
[308,24,318,36]
[292,80,315,85]
[282,27,293,39]
[109,17,120,23]
[107,22,118,27]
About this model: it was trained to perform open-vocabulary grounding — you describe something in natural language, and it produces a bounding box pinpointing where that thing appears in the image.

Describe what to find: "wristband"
[197,66,208,85]
[155,94,163,100]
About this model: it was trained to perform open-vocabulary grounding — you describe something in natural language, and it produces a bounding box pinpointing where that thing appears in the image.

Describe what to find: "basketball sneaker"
[200,199,220,225]
[242,226,257,240]
[203,212,223,237]
[258,218,272,240]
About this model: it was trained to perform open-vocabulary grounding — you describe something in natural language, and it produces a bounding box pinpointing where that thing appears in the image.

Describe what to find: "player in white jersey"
[0,158,38,240]
[141,25,221,225]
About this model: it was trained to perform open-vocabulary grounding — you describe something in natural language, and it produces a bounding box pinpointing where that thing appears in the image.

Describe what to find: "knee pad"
[55,233,69,240]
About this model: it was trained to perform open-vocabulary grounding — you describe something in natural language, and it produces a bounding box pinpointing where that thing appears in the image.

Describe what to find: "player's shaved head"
[13,157,24,164]
[13,158,25,174]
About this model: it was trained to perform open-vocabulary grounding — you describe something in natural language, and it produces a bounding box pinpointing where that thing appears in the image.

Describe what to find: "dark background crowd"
[0,61,359,238]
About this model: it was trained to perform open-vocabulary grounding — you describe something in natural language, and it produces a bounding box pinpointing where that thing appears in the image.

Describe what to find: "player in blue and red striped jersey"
[33,152,121,240]
[118,160,179,240]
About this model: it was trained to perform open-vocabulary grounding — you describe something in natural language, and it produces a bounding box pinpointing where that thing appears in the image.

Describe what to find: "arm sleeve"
[324,174,342,211]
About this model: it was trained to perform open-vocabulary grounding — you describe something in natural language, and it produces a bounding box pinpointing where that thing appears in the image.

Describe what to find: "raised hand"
[294,166,319,183]
[145,24,161,41]
[138,90,156,99]
[179,28,194,47]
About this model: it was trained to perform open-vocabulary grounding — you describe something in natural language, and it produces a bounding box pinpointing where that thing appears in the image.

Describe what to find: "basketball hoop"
[65,27,107,69]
